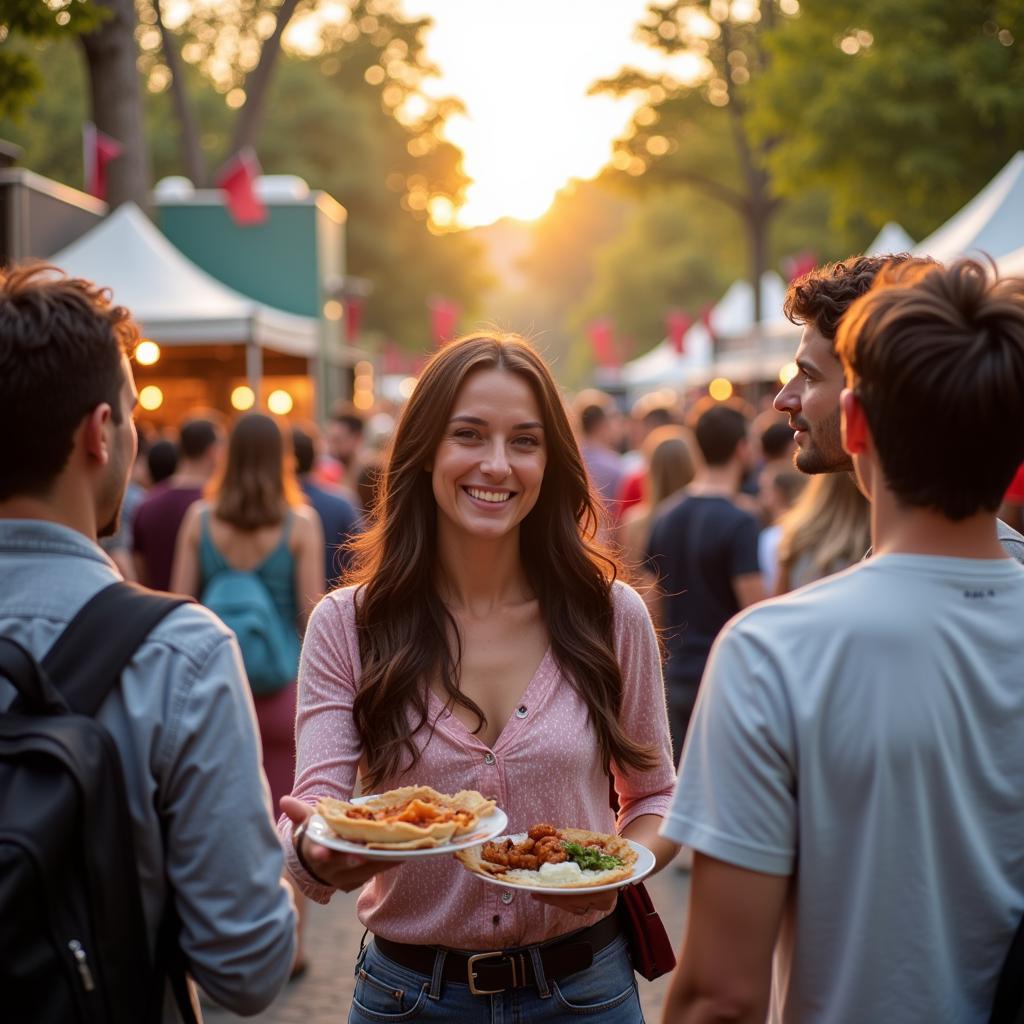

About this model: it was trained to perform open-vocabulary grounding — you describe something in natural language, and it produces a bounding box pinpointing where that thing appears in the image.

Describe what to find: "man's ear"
[840,388,869,456]
[81,403,113,467]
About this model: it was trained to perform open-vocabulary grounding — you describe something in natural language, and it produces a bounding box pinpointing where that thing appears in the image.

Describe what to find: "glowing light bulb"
[138,385,163,411]
[267,389,293,415]
[231,385,255,411]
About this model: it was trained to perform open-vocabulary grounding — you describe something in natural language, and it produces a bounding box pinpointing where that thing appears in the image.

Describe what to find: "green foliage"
[750,0,1024,238]
[3,3,486,350]
[0,0,103,118]
[571,186,738,362]
[0,38,90,182]
[482,176,631,383]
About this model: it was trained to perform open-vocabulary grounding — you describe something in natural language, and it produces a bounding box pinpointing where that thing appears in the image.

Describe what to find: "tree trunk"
[154,0,206,186]
[79,0,150,210]
[228,0,302,158]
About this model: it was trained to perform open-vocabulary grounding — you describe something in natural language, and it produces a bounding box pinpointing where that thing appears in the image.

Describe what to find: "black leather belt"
[373,913,620,996]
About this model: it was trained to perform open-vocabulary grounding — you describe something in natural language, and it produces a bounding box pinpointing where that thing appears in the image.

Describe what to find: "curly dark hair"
[784,253,924,344]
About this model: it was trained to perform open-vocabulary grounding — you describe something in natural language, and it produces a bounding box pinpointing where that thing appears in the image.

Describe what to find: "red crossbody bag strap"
[609,776,677,981]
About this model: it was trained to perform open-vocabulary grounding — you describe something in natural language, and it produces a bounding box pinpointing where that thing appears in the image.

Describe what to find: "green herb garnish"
[563,841,624,871]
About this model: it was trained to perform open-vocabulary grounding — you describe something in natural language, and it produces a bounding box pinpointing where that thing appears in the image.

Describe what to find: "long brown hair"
[209,411,302,530]
[346,333,658,788]
[776,472,870,588]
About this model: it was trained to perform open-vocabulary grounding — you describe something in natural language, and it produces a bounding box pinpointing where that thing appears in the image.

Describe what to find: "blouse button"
[515,705,528,718]
[500,890,514,904]
[483,752,496,765]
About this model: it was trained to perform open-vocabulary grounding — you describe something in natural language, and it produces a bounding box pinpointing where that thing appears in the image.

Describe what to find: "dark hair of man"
[580,403,607,436]
[836,259,1024,521]
[785,253,918,345]
[692,402,749,466]
[0,263,138,501]
[761,421,796,461]
[208,412,302,529]
[330,403,365,437]
[178,418,219,460]
[147,439,178,484]
[641,406,674,431]
[291,425,316,476]
[346,332,657,788]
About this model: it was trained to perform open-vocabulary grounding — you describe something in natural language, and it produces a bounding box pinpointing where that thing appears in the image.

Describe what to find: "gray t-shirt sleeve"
[661,618,797,876]
[159,633,296,1012]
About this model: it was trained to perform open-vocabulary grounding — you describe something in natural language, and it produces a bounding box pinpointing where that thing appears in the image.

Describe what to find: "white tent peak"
[710,271,788,336]
[49,202,316,356]
[914,152,1024,263]
[866,222,915,256]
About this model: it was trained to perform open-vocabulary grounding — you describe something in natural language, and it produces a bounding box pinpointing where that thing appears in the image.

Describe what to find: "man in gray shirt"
[660,260,1024,1022]
[774,252,1024,561]
[0,264,296,1019]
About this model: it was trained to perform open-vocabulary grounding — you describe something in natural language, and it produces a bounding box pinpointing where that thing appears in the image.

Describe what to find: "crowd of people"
[2,250,1024,1023]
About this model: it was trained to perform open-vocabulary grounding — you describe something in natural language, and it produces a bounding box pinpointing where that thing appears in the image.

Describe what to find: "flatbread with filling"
[317,786,496,849]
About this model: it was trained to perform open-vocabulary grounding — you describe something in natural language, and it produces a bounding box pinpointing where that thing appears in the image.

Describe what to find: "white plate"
[460,835,656,894]
[304,797,509,860]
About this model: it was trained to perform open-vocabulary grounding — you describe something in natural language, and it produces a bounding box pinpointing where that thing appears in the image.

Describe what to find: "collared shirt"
[280,580,675,949]
[0,519,295,1019]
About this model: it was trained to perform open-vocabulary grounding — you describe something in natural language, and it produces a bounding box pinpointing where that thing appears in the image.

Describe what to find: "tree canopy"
[749,0,1024,239]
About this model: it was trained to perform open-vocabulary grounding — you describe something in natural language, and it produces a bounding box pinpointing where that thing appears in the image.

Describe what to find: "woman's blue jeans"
[347,931,645,1023]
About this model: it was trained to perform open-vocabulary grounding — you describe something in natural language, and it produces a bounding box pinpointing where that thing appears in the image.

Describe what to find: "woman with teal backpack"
[171,410,324,977]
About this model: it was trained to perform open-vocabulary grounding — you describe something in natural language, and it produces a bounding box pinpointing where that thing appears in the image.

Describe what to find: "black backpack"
[991,909,1024,1024]
[0,582,198,1024]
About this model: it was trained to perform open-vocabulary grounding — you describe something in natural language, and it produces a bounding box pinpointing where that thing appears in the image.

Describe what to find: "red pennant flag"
[344,295,365,344]
[82,122,122,201]
[429,297,459,347]
[588,317,619,368]
[216,148,267,226]
[784,250,818,283]
[666,309,692,354]
[382,341,403,374]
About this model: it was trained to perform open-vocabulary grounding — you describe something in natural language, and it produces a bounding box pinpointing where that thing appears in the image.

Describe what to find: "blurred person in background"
[146,436,178,486]
[574,388,625,516]
[616,400,677,521]
[171,411,325,978]
[619,426,698,591]
[99,427,151,580]
[647,400,764,762]
[292,422,360,589]
[999,461,1024,533]
[133,416,222,590]
[757,468,808,595]
[774,472,870,595]
[323,403,366,498]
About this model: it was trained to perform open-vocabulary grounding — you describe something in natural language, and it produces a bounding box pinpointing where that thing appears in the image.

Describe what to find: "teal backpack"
[200,569,299,694]
[198,510,300,695]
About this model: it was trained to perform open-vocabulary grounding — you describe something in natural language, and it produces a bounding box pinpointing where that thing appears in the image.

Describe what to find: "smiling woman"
[278,331,679,1023]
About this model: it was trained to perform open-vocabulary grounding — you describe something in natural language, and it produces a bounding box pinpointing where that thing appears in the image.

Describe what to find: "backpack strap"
[0,637,68,712]
[42,581,191,717]
[43,580,200,1024]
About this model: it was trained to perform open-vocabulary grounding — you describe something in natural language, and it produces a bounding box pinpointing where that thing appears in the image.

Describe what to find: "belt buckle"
[466,950,506,995]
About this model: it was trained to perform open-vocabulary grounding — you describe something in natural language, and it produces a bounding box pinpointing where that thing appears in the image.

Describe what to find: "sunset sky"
[399,0,681,227]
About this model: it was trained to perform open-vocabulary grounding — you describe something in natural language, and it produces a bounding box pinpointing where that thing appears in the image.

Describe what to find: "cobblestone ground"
[202,858,690,1023]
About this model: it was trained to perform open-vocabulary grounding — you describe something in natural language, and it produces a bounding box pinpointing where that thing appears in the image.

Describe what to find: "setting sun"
[401,0,680,226]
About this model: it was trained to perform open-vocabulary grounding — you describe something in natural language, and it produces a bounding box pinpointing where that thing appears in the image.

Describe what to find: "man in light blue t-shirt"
[660,260,1024,1023]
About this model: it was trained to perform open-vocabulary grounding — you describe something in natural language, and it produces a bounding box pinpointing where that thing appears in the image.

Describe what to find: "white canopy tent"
[998,245,1024,277]
[49,203,320,362]
[622,271,792,395]
[866,222,915,256]
[914,152,1024,262]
